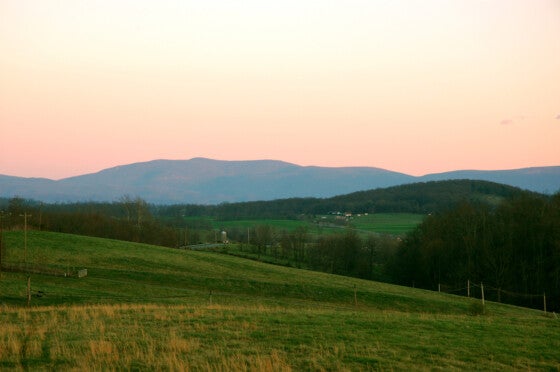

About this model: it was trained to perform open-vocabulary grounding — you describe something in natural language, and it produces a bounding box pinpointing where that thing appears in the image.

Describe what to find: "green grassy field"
[212,213,425,237]
[1,231,558,370]
[215,219,307,231]
[348,213,425,234]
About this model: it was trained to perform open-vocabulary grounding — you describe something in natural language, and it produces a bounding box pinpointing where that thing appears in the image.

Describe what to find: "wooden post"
[209,290,213,306]
[481,282,485,312]
[438,283,441,293]
[27,276,31,307]
[21,213,32,265]
[544,293,547,315]
[354,285,358,306]
[24,214,27,263]
[467,279,470,298]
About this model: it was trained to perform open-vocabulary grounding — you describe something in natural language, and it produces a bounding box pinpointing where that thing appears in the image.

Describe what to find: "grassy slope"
[1,231,558,370]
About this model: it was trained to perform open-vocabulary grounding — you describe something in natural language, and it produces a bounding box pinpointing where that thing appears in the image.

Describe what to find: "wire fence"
[438,280,553,313]
[3,260,557,314]
[1,261,82,277]
[4,268,370,313]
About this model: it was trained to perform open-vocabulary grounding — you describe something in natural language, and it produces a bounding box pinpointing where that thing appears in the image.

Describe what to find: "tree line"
[391,192,560,310]
[1,179,533,224]
[153,180,534,220]
[218,225,400,282]
[0,196,177,247]
[230,192,560,311]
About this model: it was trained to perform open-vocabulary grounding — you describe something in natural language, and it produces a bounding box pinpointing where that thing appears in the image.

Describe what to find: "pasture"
[0,231,558,370]
[347,213,425,234]
[213,212,425,237]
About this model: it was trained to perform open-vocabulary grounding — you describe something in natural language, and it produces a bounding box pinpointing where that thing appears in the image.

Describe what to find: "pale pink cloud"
[500,115,526,126]
[500,119,514,126]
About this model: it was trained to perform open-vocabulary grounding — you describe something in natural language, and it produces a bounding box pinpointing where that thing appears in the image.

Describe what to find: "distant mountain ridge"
[0,158,558,204]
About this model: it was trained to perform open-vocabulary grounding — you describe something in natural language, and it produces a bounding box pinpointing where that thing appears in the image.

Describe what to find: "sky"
[1,0,559,180]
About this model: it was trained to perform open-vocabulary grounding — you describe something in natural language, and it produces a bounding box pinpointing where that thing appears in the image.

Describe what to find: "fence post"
[27,276,31,307]
[480,282,485,314]
[467,279,470,298]
[438,283,441,293]
[544,293,547,315]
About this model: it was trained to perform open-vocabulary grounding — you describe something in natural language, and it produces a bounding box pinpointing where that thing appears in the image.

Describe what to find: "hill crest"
[0,158,558,203]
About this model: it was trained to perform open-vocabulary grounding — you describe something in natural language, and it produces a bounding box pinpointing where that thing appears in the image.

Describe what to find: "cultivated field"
[0,231,558,370]
[213,213,425,236]
[346,213,425,235]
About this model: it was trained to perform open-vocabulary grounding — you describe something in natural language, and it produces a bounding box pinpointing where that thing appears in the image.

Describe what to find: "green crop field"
[1,231,558,370]
[214,219,307,231]
[347,213,425,234]
[211,213,425,237]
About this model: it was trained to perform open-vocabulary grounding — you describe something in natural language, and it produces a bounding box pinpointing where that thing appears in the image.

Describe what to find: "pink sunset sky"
[1,0,559,180]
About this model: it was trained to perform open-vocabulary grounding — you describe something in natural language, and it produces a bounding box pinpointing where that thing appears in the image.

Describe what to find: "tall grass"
[1,302,558,370]
[1,231,559,370]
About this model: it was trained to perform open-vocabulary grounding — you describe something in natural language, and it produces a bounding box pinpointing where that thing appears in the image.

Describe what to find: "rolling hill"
[1,157,559,204]
[197,179,537,220]
[1,230,559,370]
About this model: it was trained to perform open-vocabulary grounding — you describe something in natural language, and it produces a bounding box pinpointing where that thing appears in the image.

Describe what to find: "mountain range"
[1,158,559,204]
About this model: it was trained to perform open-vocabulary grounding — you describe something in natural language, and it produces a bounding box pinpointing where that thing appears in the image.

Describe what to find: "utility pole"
[20,213,31,264]
[0,211,9,279]
[0,212,2,280]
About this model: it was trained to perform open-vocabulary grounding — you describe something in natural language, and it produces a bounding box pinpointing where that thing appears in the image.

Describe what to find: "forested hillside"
[159,179,533,220]
[3,180,528,225]
[326,179,526,213]
[392,192,560,310]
